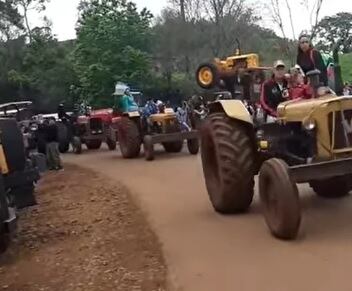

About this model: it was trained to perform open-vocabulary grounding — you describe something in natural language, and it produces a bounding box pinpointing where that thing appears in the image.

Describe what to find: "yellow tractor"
[116,108,199,161]
[200,69,352,240]
[0,118,40,251]
[196,41,269,96]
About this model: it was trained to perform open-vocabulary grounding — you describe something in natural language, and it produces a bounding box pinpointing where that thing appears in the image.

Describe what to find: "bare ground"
[0,165,167,291]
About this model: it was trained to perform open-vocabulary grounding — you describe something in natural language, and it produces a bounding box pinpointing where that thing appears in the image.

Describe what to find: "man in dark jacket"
[260,60,289,117]
[44,118,63,171]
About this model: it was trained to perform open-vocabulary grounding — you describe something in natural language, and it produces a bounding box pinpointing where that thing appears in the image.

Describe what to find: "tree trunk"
[23,6,33,43]
[179,0,190,74]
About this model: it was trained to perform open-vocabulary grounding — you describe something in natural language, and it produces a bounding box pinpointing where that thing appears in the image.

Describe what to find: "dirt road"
[68,147,352,291]
[0,165,166,291]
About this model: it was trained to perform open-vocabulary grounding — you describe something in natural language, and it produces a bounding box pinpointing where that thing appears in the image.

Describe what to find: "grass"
[341,53,352,83]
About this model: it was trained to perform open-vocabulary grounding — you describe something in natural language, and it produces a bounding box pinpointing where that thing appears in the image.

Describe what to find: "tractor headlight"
[302,118,316,131]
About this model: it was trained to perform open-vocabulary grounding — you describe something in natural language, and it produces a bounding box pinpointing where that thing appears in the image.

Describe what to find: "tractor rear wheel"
[118,117,141,159]
[0,177,10,253]
[310,176,351,198]
[201,112,255,214]
[57,121,70,153]
[162,122,183,153]
[86,140,102,150]
[0,119,26,172]
[259,158,301,240]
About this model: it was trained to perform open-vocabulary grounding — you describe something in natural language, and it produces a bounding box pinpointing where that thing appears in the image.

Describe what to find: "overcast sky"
[29,0,352,41]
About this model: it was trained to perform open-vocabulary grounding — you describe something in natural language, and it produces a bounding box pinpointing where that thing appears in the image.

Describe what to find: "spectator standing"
[44,118,63,171]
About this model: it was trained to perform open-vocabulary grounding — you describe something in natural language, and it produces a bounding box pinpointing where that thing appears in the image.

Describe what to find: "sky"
[29,0,352,41]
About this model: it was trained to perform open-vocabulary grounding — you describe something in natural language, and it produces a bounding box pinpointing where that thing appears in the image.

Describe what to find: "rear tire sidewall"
[200,112,255,213]
[118,117,141,159]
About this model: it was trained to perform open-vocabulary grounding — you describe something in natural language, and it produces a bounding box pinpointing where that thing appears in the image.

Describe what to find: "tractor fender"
[208,100,253,125]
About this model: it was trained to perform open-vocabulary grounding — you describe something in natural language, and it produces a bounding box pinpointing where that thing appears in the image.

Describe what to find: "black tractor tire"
[187,138,199,155]
[57,121,70,153]
[72,137,82,154]
[0,119,26,172]
[59,142,70,154]
[106,138,117,151]
[37,131,46,154]
[86,140,102,150]
[196,63,219,89]
[117,117,141,159]
[201,112,255,214]
[163,142,184,153]
[144,135,154,161]
[259,158,301,240]
[0,177,10,253]
[162,122,183,153]
[10,183,37,209]
[310,176,351,198]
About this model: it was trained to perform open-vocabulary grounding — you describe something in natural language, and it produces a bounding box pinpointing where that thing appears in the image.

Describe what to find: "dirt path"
[0,165,167,291]
[68,148,352,291]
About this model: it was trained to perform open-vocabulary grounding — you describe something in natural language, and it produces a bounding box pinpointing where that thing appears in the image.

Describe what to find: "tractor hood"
[277,95,352,122]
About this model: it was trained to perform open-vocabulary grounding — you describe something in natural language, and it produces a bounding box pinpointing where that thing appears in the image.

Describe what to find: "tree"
[0,0,23,41]
[16,0,50,42]
[266,0,324,63]
[73,0,153,106]
[314,12,352,53]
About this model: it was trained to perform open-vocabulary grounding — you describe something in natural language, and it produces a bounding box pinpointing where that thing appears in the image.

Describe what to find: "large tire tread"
[118,118,141,159]
[201,112,255,214]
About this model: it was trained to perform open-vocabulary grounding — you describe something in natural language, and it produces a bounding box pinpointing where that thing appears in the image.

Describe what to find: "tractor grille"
[328,110,352,150]
[89,118,103,134]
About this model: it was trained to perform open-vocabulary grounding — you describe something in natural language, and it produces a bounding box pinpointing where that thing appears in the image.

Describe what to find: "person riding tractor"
[116,88,139,113]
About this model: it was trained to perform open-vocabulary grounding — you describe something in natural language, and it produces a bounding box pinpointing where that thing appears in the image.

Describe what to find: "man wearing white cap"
[260,60,289,117]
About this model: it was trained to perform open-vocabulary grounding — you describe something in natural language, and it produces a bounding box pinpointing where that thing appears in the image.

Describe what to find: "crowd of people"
[260,34,343,118]
[22,116,63,171]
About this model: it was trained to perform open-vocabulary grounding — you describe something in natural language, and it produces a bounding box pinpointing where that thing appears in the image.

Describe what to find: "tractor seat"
[149,113,176,123]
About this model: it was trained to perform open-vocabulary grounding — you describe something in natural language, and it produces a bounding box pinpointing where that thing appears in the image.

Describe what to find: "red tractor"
[72,108,119,154]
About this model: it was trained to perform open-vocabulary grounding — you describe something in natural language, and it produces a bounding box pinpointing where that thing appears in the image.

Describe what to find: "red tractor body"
[73,109,119,153]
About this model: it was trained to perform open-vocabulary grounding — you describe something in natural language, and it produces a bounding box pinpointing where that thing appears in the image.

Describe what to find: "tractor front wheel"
[162,122,183,153]
[201,112,255,214]
[106,138,117,151]
[310,176,351,198]
[259,158,301,240]
[144,135,154,161]
[72,137,82,154]
[86,140,102,150]
[117,117,141,159]
[187,138,199,155]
